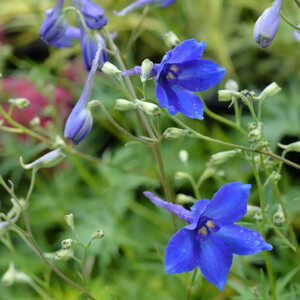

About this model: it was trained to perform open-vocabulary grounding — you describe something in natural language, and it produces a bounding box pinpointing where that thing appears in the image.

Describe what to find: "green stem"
[171,116,300,171]
[280,13,300,31]
[233,96,241,127]
[186,268,198,300]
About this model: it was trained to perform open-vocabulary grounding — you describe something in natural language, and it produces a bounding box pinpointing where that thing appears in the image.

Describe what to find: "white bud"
[258,82,281,100]
[61,239,72,249]
[114,99,137,111]
[163,127,188,139]
[179,150,189,163]
[174,172,190,182]
[29,117,40,127]
[54,248,74,261]
[164,31,180,48]
[246,205,262,222]
[225,79,239,92]
[278,141,300,153]
[136,99,160,116]
[64,213,74,230]
[91,229,104,240]
[273,205,285,226]
[141,59,154,83]
[101,62,121,75]
[176,193,196,204]
[2,263,32,286]
[218,90,237,102]
[209,150,241,166]
[8,98,30,109]
[20,148,66,170]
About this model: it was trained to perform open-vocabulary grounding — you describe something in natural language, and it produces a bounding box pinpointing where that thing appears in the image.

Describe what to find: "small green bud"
[101,62,121,75]
[91,229,104,241]
[141,59,154,83]
[64,213,74,230]
[176,193,196,204]
[8,98,30,109]
[248,122,263,143]
[225,79,239,92]
[279,141,300,153]
[61,239,72,249]
[258,82,281,100]
[164,31,180,48]
[136,99,160,116]
[209,150,241,166]
[179,150,189,163]
[114,99,137,111]
[246,205,262,222]
[174,171,190,182]
[2,263,32,286]
[29,117,40,127]
[163,127,189,139]
[273,205,285,226]
[20,148,66,170]
[265,171,281,185]
[218,90,234,102]
[54,248,74,261]
[53,135,66,148]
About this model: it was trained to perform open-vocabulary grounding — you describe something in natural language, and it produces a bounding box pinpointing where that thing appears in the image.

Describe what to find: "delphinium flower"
[79,0,107,30]
[114,0,176,16]
[64,41,102,144]
[254,0,282,48]
[144,182,272,290]
[122,39,225,119]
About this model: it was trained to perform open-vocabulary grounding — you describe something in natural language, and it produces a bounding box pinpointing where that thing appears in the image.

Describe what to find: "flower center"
[197,220,217,237]
[166,64,179,81]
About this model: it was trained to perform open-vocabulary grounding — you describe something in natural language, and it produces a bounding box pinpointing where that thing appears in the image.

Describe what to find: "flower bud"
[176,193,196,204]
[248,123,263,143]
[174,171,190,182]
[2,263,32,286]
[141,59,154,83]
[209,150,241,166]
[179,150,189,163]
[91,229,104,240]
[29,117,40,127]
[164,31,180,48]
[273,204,285,226]
[254,0,282,48]
[163,127,189,139]
[246,205,263,222]
[54,248,74,261]
[102,62,121,75]
[61,238,72,249]
[79,0,107,30]
[8,98,30,109]
[258,82,281,100]
[278,141,300,153]
[136,99,160,116]
[265,171,281,185]
[225,79,239,92]
[218,90,235,102]
[114,99,137,111]
[20,148,66,170]
[64,213,74,230]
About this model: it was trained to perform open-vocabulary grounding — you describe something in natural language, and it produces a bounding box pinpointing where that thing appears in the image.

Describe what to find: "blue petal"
[165,228,199,274]
[186,199,210,230]
[216,224,273,255]
[176,59,225,92]
[80,0,107,30]
[204,182,251,226]
[51,25,80,48]
[143,192,192,223]
[198,234,233,290]
[158,0,176,7]
[164,39,206,65]
[114,0,153,16]
[156,84,204,120]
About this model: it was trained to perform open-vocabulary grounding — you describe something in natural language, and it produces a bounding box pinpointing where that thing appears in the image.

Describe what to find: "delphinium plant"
[0,0,300,299]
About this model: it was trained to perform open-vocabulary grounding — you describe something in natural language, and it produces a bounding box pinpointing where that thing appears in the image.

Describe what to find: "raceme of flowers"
[144,183,273,290]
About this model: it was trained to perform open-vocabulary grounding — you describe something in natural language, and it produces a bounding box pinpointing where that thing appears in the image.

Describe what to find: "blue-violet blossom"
[64,42,102,144]
[144,182,272,290]
[114,0,176,16]
[254,0,282,48]
[79,0,107,29]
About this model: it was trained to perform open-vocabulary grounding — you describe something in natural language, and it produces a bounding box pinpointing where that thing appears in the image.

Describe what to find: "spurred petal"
[156,84,204,120]
[186,199,210,230]
[216,224,273,255]
[143,191,192,223]
[204,182,251,225]
[165,228,199,274]
[164,39,206,65]
[176,59,225,92]
[198,234,233,290]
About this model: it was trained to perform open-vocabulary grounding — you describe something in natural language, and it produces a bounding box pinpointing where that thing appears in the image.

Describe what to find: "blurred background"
[0,0,300,299]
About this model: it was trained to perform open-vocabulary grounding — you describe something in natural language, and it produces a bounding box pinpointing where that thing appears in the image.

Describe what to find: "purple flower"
[294,24,300,42]
[144,182,272,290]
[254,0,282,48]
[40,0,66,45]
[64,42,102,144]
[80,28,107,71]
[114,0,176,16]
[79,0,107,30]
[50,25,80,48]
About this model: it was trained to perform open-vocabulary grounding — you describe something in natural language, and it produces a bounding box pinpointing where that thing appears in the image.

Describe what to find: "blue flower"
[155,39,225,119]
[144,182,272,290]
[114,0,176,16]
[40,0,67,45]
[79,0,107,30]
[64,42,102,144]
[254,0,282,48]
[80,28,107,71]
[50,25,80,48]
